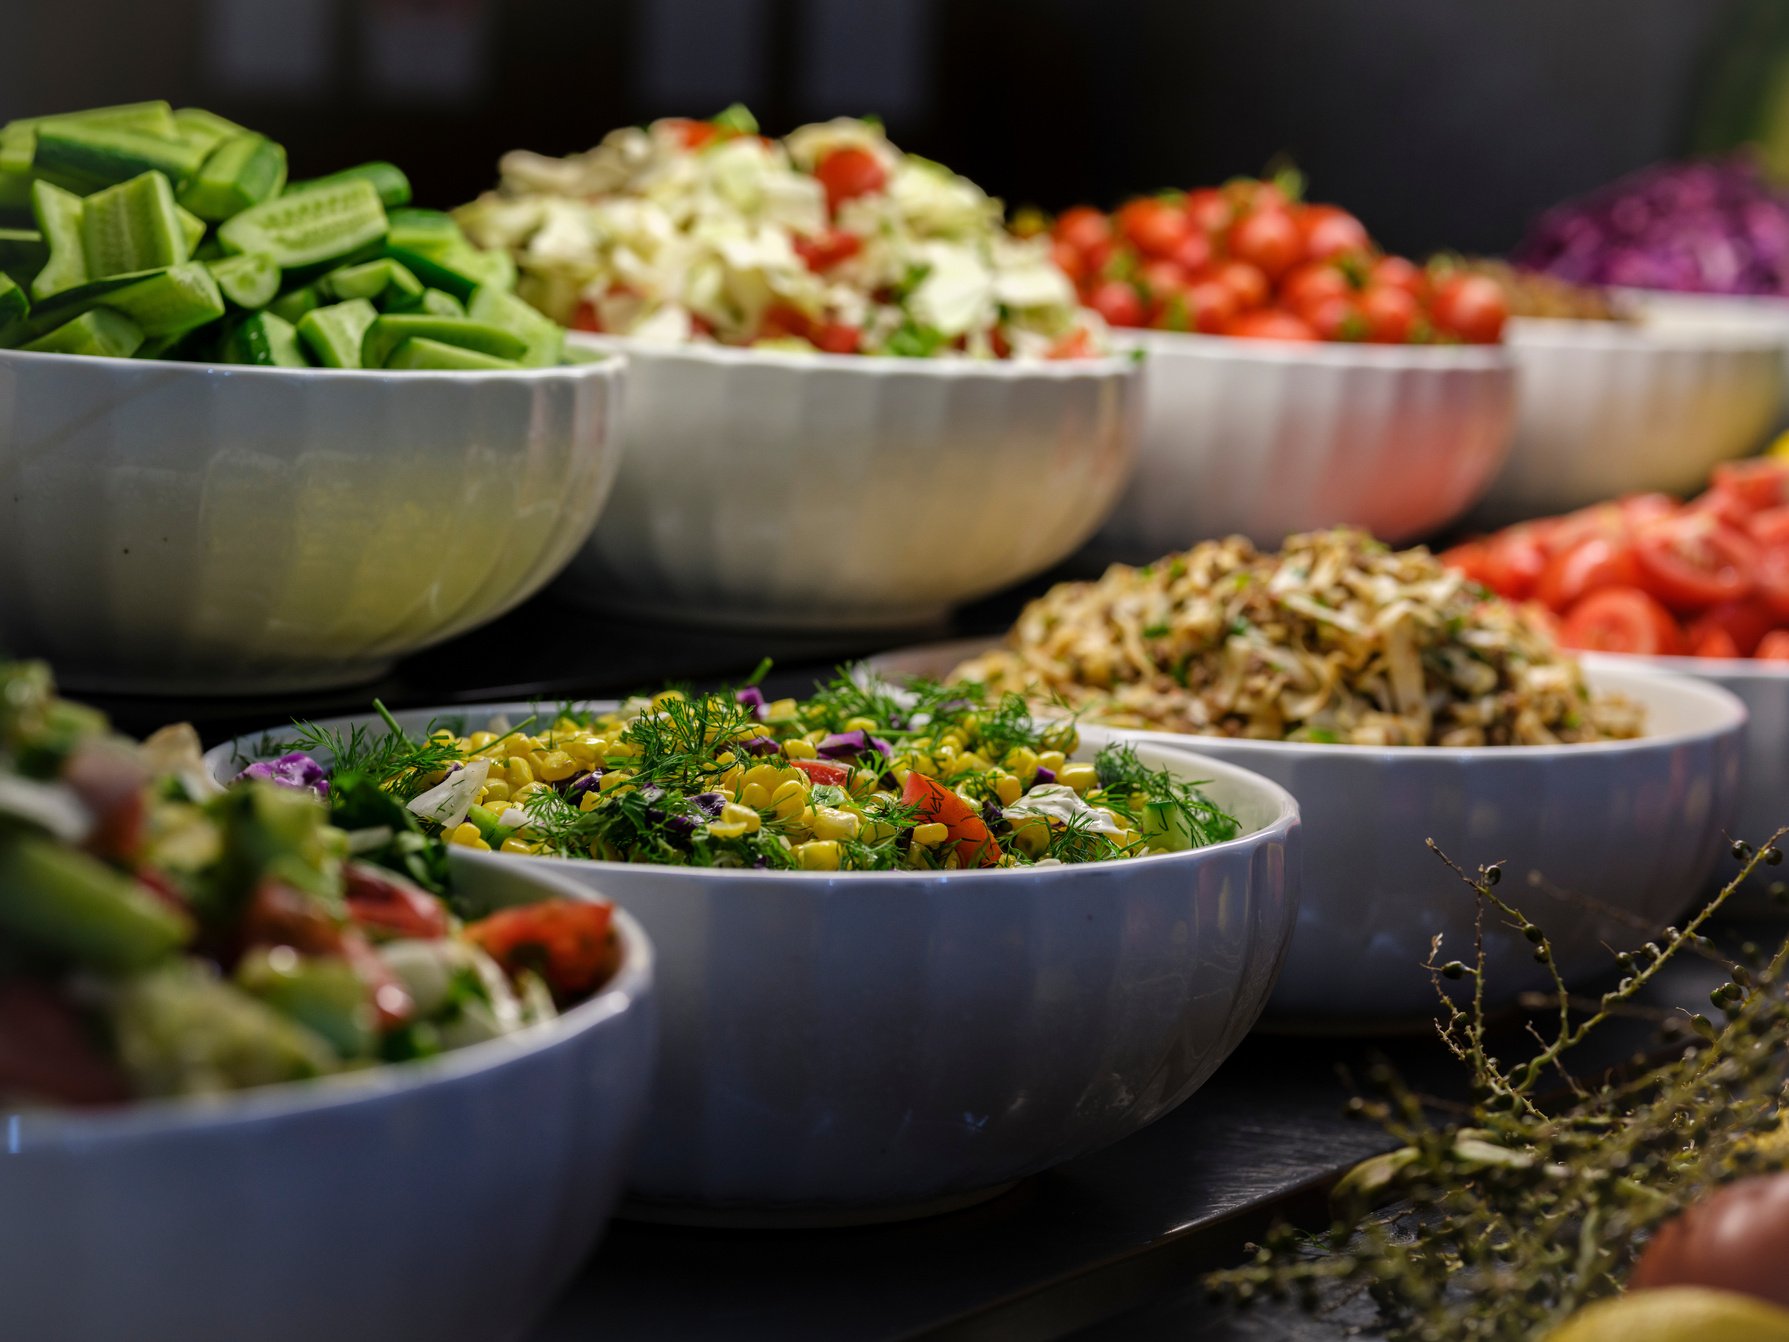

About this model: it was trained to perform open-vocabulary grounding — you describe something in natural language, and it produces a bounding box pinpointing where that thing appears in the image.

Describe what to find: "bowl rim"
[1610,285,1789,316]
[204,709,1301,883]
[1506,314,1789,354]
[0,343,628,383]
[1580,648,1789,683]
[1121,326,1513,370]
[567,329,1139,380]
[865,636,1748,760]
[9,878,653,1142]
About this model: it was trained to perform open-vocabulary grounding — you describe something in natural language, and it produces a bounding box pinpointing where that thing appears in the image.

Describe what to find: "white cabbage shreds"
[406,758,491,832]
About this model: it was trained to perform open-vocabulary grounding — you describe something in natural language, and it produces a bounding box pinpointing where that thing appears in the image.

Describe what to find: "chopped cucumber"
[80,171,190,279]
[237,949,374,1058]
[177,204,206,254]
[361,313,527,368]
[384,242,513,302]
[219,177,387,270]
[206,252,279,309]
[220,311,306,367]
[0,227,46,286]
[171,106,250,153]
[418,287,465,318]
[29,180,87,299]
[319,257,422,309]
[23,307,144,357]
[468,284,564,367]
[0,834,190,972]
[297,298,378,368]
[179,133,287,223]
[0,273,27,346]
[99,262,226,336]
[0,166,32,218]
[34,122,206,191]
[292,160,411,209]
[1,101,178,175]
[267,283,320,323]
[385,336,523,371]
[387,207,464,253]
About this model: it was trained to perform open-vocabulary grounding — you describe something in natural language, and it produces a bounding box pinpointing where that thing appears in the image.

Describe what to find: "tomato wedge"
[1686,600,1778,657]
[1558,587,1683,656]
[344,862,448,941]
[1757,546,1789,621]
[1633,517,1758,612]
[1750,505,1789,550]
[1713,458,1789,512]
[1439,540,1495,588]
[899,772,1002,868]
[1758,630,1789,661]
[789,758,851,787]
[1480,528,1550,601]
[465,899,618,999]
[1534,536,1640,612]
[1690,626,1741,659]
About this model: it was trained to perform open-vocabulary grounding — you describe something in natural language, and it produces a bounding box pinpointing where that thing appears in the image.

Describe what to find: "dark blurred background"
[0,0,1762,255]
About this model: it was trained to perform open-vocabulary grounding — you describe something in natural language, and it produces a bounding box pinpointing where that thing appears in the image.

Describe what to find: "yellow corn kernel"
[415,766,453,790]
[740,782,772,811]
[499,837,537,856]
[994,773,1023,805]
[429,728,457,745]
[513,782,550,804]
[937,729,967,751]
[848,768,879,797]
[707,820,748,839]
[501,757,534,788]
[715,764,744,793]
[1004,746,1039,780]
[946,752,988,778]
[765,698,798,721]
[714,750,738,768]
[599,769,635,794]
[1057,762,1099,795]
[448,822,490,851]
[511,735,544,755]
[578,790,601,812]
[769,778,807,820]
[481,779,512,805]
[605,740,639,760]
[719,802,762,834]
[465,730,498,751]
[1009,816,1051,857]
[811,807,862,841]
[843,715,878,734]
[534,749,579,782]
[781,737,818,760]
[740,762,788,792]
[797,840,841,871]
[564,737,599,764]
[651,689,686,709]
[1037,749,1067,773]
[932,742,958,764]
[912,822,950,847]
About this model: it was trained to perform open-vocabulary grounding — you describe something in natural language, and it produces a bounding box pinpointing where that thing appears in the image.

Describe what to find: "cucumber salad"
[0,101,564,370]
[455,108,1107,359]
[0,662,621,1108]
[258,675,1237,872]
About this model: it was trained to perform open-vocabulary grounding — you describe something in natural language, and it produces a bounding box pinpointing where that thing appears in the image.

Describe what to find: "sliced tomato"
[60,741,148,863]
[1480,528,1550,601]
[341,929,415,1028]
[1686,600,1779,657]
[1534,535,1641,612]
[1558,587,1683,656]
[344,862,448,941]
[789,758,851,787]
[1690,626,1742,659]
[1046,328,1094,359]
[0,981,129,1106]
[464,899,619,1000]
[570,300,602,333]
[793,229,863,273]
[1749,505,1789,550]
[1757,630,1789,661]
[899,772,1002,868]
[1685,487,1757,532]
[1758,545,1789,620]
[1439,540,1495,587]
[812,321,862,355]
[1713,458,1789,512]
[814,147,888,212]
[661,118,718,150]
[1619,493,1679,529]
[240,879,345,958]
[1633,516,1759,611]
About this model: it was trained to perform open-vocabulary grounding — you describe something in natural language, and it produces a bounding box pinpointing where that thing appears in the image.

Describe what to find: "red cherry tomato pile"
[1442,460,1789,661]
[1050,178,1508,344]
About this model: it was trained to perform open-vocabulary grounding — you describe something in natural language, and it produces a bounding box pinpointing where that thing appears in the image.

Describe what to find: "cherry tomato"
[1227,208,1304,281]
[1686,600,1778,657]
[814,146,888,212]
[1558,587,1683,656]
[1713,458,1789,512]
[344,863,448,941]
[1480,528,1551,600]
[1185,278,1240,334]
[1087,278,1145,328]
[1280,262,1353,318]
[465,899,620,1000]
[1138,259,1190,302]
[757,302,813,343]
[1222,308,1319,342]
[1759,630,1789,660]
[793,229,863,273]
[1686,486,1757,532]
[1633,516,1760,611]
[1440,540,1496,587]
[1631,1173,1789,1306]
[1370,255,1427,299]
[1758,545,1789,619]
[812,321,862,354]
[1169,230,1213,275]
[1690,626,1742,658]
[1357,285,1421,343]
[790,758,851,787]
[1304,295,1366,341]
[1429,274,1509,344]
[1117,197,1192,259]
[1749,504,1789,549]
[900,773,1003,868]
[1055,205,1110,254]
[1050,239,1085,284]
[661,118,717,150]
[1534,535,1641,611]
[241,879,345,958]
[1299,204,1371,262]
[1214,260,1270,310]
[1183,187,1232,236]
[0,981,129,1106]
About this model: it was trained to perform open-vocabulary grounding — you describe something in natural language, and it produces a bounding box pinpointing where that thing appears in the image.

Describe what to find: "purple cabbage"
[736,687,767,719]
[1034,766,1056,786]
[691,792,727,815]
[234,752,329,799]
[565,771,603,803]
[817,730,893,760]
[738,735,781,757]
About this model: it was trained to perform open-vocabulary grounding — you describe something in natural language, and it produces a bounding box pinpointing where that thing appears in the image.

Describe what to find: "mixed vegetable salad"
[1037,175,1509,344]
[952,529,1641,746]
[1445,459,1789,661]
[455,107,1106,359]
[0,662,620,1108]
[259,677,1237,872]
[0,100,564,370]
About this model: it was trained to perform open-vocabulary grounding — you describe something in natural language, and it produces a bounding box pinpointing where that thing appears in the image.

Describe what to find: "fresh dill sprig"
[1091,741,1239,849]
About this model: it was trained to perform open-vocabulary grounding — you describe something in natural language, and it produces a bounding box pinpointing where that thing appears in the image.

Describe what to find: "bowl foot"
[617,1180,1022,1229]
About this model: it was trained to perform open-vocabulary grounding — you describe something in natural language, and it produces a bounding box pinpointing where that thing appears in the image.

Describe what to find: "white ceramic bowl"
[1085,330,1515,563]
[208,707,1299,1219]
[0,348,626,695]
[552,335,1139,630]
[1614,287,1789,423]
[873,640,1746,1029]
[1467,317,1786,527]
[0,856,657,1342]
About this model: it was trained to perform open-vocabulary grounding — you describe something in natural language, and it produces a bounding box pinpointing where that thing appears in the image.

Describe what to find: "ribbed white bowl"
[0,857,657,1342]
[1087,331,1515,563]
[554,335,1139,630]
[0,348,626,695]
[1614,288,1789,423]
[1468,317,1786,526]
[871,640,1746,1029]
[208,710,1299,1218]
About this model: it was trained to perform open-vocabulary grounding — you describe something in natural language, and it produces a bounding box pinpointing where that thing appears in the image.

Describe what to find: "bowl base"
[52,657,397,699]
[617,1180,1021,1229]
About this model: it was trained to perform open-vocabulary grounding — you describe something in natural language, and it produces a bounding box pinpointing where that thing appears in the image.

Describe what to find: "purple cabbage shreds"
[739,735,781,757]
[234,752,329,799]
[818,729,890,759]
[981,800,1004,830]
[736,687,767,718]
[1034,766,1056,786]
[664,813,697,839]
[692,792,728,815]
[565,771,602,802]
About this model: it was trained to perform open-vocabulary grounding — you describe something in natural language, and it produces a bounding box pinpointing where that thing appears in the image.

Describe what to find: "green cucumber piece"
[1,102,178,175]
[0,166,32,219]
[206,252,279,309]
[218,177,386,270]
[383,242,513,302]
[361,313,527,369]
[467,284,564,367]
[268,284,320,323]
[177,204,206,254]
[319,257,422,309]
[22,307,145,358]
[384,336,523,371]
[33,123,207,191]
[418,288,465,318]
[297,298,378,368]
[101,262,226,337]
[180,134,287,223]
[237,949,374,1058]
[292,161,411,209]
[29,180,86,300]
[0,228,47,285]
[386,208,463,253]
[0,126,33,178]
[220,310,306,367]
[0,273,28,346]
[0,834,190,971]
[80,171,191,279]
[171,107,250,152]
